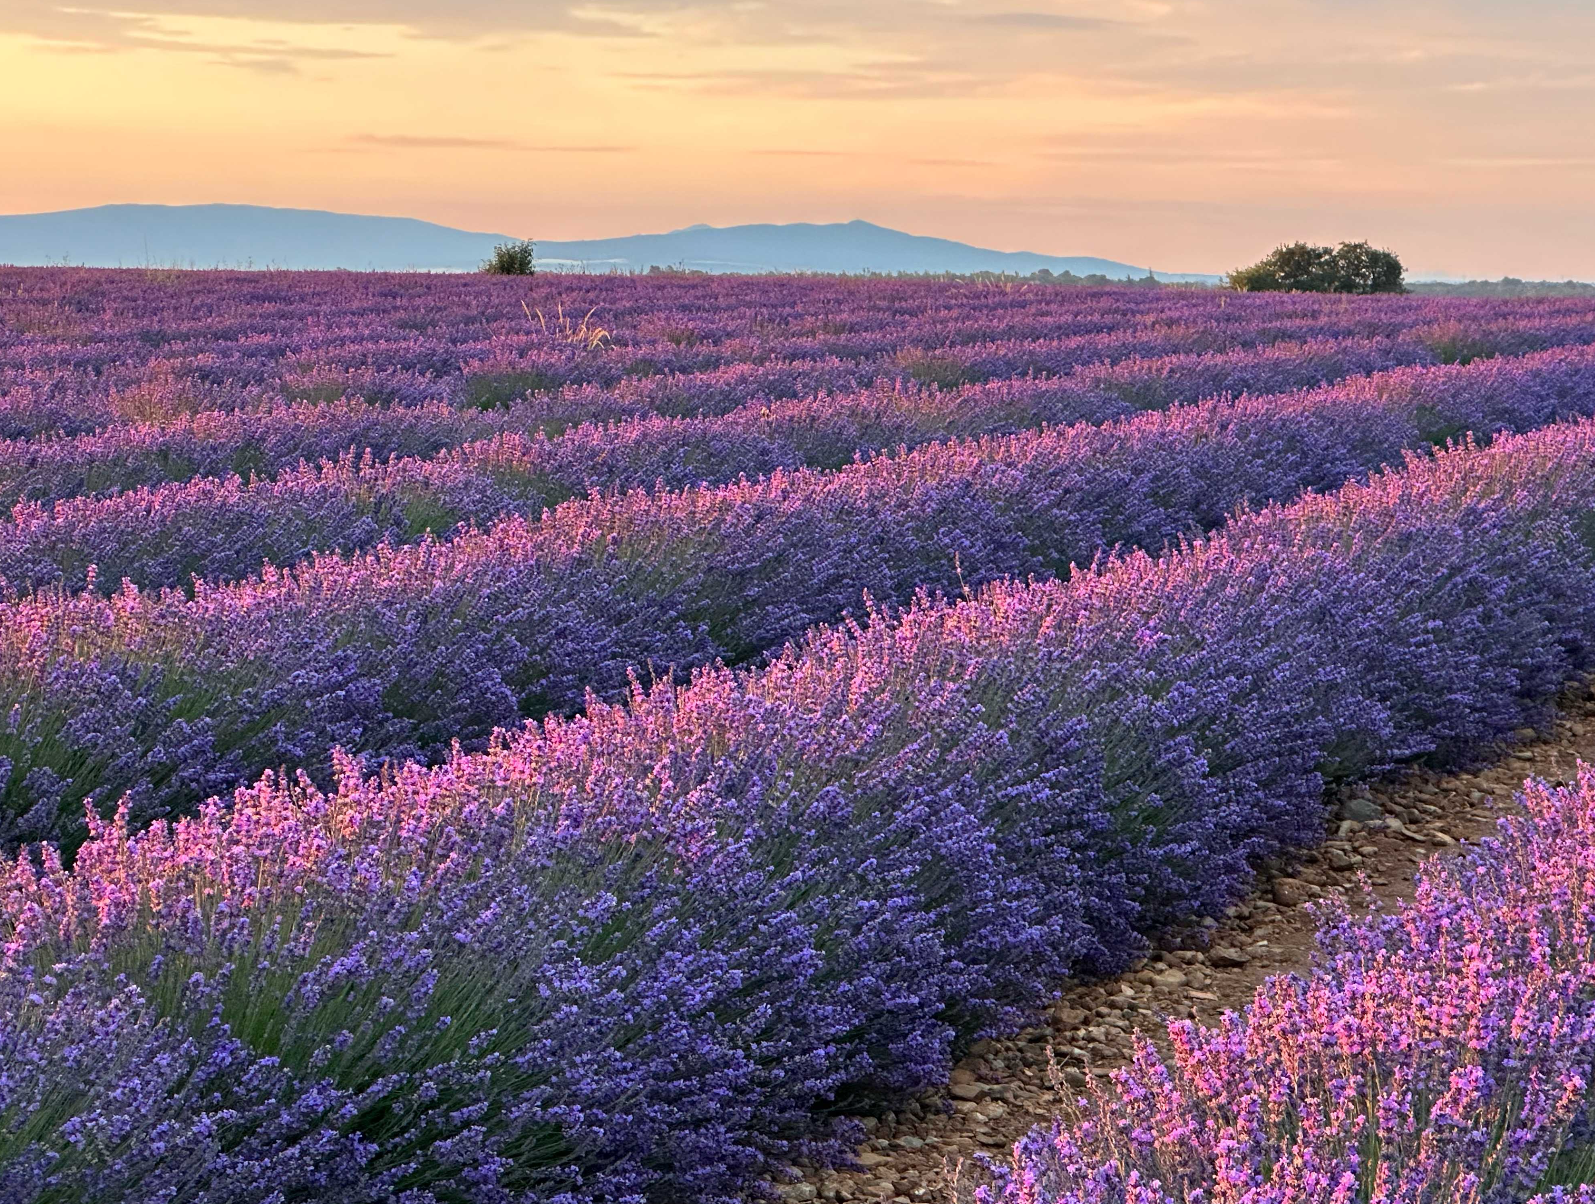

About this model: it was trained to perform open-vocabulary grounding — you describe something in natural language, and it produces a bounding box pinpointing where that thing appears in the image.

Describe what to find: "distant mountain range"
[0,204,1222,282]
[535,219,1220,281]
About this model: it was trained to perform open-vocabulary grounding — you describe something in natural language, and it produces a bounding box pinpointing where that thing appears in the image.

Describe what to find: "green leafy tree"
[1228,242,1334,292]
[1229,241,1405,294]
[481,240,536,276]
[1328,241,1406,294]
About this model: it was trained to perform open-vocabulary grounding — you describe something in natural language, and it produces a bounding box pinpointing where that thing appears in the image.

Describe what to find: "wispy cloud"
[350,134,519,149]
[1440,155,1595,168]
[619,60,999,101]
[969,11,1115,30]
[12,4,392,70]
[3,0,686,44]
[1043,140,1345,169]
[749,149,856,157]
[1443,72,1595,93]
[347,134,635,152]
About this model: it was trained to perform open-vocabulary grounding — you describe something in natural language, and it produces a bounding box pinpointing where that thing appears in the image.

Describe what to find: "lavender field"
[6,268,1595,1202]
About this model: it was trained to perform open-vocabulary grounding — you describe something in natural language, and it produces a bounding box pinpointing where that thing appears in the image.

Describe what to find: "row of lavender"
[8,418,1595,1201]
[10,274,1595,1201]
[5,269,1595,436]
[0,331,1441,499]
[0,278,1432,434]
[0,332,1473,515]
[0,335,1454,591]
[6,342,1595,848]
[974,770,1595,1203]
[0,307,1521,439]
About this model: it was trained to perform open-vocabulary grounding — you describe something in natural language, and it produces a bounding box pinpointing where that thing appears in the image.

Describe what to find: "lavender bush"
[0,334,1452,516]
[10,267,1510,439]
[0,335,1458,593]
[8,275,1595,1200]
[6,266,1595,447]
[7,344,1595,843]
[970,767,1595,1204]
[6,419,1595,1199]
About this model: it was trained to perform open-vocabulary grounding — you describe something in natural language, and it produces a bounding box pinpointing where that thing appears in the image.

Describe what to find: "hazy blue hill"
[0,204,507,272]
[537,219,1218,281]
[0,203,1219,281]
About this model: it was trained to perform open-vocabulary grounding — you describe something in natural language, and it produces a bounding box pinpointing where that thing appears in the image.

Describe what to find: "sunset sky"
[2,0,1592,278]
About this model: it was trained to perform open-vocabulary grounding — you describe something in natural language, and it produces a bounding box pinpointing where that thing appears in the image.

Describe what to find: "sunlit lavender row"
[8,341,1595,846]
[0,334,1438,517]
[0,333,1568,595]
[9,402,1595,1199]
[6,268,1595,438]
[9,274,1595,1202]
[971,767,1595,1203]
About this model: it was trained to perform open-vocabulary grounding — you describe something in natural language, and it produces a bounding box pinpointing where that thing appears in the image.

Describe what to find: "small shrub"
[229,443,270,481]
[396,492,465,540]
[110,384,202,424]
[1411,403,1470,446]
[480,240,536,276]
[653,325,700,347]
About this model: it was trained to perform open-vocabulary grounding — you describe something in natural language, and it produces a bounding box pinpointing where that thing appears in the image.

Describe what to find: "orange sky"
[2,1,1593,278]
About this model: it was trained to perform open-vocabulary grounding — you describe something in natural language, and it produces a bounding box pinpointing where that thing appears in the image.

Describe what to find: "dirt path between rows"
[788,682,1595,1203]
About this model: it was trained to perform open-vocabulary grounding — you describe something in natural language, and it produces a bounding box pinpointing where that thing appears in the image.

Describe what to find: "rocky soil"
[785,683,1595,1204]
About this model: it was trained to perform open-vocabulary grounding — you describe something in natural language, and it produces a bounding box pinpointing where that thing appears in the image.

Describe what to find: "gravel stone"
[1339,796,1385,823]
[1271,878,1314,907]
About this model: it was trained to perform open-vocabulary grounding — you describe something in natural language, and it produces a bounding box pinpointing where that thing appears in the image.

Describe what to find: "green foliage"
[228,442,270,482]
[396,492,466,541]
[1414,320,1496,366]
[1331,240,1406,294]
[1411,403,1470,447]
[480,240,537,276]
[462,370,557,410]
[1539,1143,1595,1192]
[896,349,976,389]
[1228,243,1333,293]
[1228,241,1406,294]
[1410,277,1595,297]
[280,380,347,405]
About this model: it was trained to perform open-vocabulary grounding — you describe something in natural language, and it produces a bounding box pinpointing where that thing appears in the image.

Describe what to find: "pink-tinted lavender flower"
[8,274,1595,1199]
[971,770,1595,1204]
[7,339,1595,844]
[6,415,1595,1199]
[0,334,1540,596]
